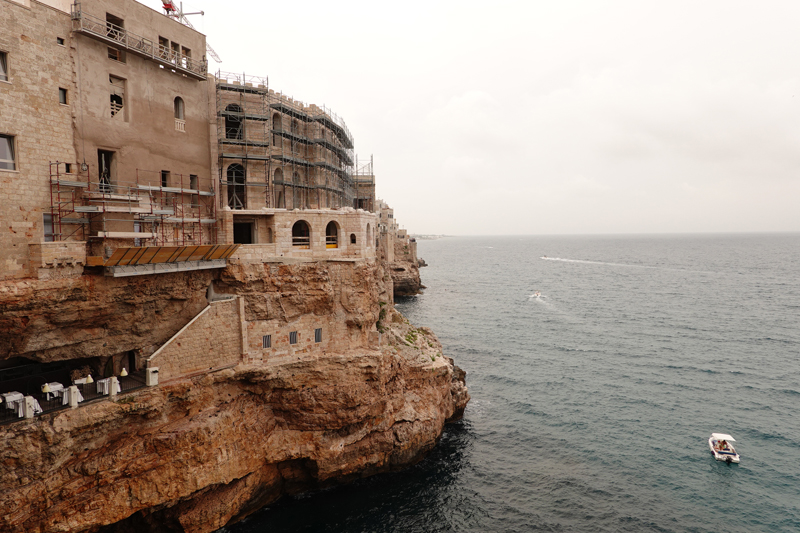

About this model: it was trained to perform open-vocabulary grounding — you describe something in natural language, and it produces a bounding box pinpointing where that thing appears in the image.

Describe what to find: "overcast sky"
[142,0,800,235]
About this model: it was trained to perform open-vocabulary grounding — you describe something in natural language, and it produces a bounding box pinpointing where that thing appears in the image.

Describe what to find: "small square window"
[289,331,298,345]
[64,163,72,173]
[0,134,15,171]
[59,88,68,105]
[262,334,271,349]
[0,51,8,82]
[314,328,322,343]
[57,37,65,46]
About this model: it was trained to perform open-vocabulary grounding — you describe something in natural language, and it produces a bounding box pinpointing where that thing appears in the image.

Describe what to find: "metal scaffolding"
[215,71,356,211]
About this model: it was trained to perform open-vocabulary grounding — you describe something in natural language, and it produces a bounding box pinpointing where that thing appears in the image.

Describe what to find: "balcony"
[71,8,207,81]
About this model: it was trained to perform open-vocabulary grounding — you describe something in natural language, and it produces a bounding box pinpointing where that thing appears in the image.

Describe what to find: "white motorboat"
[708,433,740,463]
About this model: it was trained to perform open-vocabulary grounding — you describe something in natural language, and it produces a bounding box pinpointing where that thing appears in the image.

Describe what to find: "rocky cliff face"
[389,239,423,297]
[0,258,469,532]
[0,308,467,533]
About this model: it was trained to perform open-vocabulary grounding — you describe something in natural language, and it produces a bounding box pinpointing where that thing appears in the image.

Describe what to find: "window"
[292,220,310,248]
[43,213,54,242]
[227,164,246,209]
[189,174,198,190]
[314,328,322,343]
[59,88,68,105]
[158,36,170,60]
[180,46,191,68]
[289,331,298,345]
[225,104,243,139]
[57,37,65,46]
[174,97,185,132]
[0,135,16,171]
[350,233,356,244]
[97,150,114,191]
[106,14,126,62]
[64,163,72,174]
[174,97,184,119]
[326,221,338,248]
[262,335,271,349]
[109,76,125,118]
[161,170,170,188]
[0,51,8,82]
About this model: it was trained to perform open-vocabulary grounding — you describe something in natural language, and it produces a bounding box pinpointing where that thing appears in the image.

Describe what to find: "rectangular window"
[158,36,169,60]
[289,331,298,345]
[57,37,65,46]
[109,75,125,118]
[59,88,68,105]
[98,149,114,191]
[106,14,126,62]
[43,213,54,242]
[181,46,191,68]
[161,170,170,188]
[170,42,180,64]
[0,51,8,82]
[64,163,72,174]
[262,334,271,349]
[0,135,15,170]
[189,174,198,190]
[314,328,322,343]
[108,48,125,62]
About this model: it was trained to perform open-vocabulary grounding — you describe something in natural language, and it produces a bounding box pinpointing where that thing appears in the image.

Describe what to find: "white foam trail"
[540,256,715,274]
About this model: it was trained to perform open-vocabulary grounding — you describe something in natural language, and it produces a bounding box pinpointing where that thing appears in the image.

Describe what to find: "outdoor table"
[62,388,84,405]
[2,392,24,410]
[42,382,64,401]
[96,378,120,395]
[16,398,42,418]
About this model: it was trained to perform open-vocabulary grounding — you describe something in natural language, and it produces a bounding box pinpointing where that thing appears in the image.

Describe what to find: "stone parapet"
[28,242,87,279]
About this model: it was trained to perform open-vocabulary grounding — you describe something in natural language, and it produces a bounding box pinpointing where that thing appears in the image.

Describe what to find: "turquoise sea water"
[226,233,800,532]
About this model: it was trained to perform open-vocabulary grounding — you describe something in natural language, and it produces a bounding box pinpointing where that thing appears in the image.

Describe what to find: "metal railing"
[71,7,207,79]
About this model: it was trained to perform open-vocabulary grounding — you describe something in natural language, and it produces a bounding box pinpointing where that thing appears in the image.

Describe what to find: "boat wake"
[541,256,657,269]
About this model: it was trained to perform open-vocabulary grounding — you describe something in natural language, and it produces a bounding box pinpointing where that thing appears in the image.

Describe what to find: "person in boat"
[720,440,728,451]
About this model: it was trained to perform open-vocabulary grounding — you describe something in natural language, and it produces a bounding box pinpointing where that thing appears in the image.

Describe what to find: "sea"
[225,233,800,533]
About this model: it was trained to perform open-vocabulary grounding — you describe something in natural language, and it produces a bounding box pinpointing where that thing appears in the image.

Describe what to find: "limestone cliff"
[0,259,468,532]
[389,239,423,297]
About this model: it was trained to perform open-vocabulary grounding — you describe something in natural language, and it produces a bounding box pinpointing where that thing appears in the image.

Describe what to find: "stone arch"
[227,163,245,209]
[326,221,339,249]
[225,104,242,140]
[292,220,310,248]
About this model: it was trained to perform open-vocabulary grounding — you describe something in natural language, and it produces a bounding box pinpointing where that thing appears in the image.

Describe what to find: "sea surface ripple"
[225,233,800,533]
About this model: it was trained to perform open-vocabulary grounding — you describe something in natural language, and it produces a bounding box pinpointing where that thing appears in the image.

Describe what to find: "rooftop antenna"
[161,1,222,63]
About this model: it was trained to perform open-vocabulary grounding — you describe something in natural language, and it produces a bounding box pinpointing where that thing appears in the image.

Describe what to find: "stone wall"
[0,0,76,279]
[28,241,86,279]
[148,297,244,380]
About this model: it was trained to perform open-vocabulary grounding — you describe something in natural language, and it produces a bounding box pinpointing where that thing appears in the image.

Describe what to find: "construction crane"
[161,1,222,63]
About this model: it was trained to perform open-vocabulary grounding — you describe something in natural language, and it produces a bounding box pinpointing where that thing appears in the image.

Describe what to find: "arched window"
[225,103,242,140]
[272,113,282,131]
[366,223,372,244]
[273,167,285,208]
[174,97,184,119]
[350,233,356,244]
[227,163,245,209]
[326,221,338,249]
[292,171,301,209]
[292,220,310,248]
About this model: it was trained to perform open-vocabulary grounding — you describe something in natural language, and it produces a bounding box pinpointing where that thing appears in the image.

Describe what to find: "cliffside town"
[0,0,468,531]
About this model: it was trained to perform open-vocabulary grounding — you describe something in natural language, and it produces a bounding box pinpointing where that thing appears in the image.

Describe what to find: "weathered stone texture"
[0,0,76,279]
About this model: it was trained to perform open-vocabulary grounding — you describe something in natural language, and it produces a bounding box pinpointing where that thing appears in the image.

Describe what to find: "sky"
[142,0,800,235]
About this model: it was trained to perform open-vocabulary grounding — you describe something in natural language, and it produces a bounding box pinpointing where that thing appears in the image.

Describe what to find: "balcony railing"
[71,7,207,80]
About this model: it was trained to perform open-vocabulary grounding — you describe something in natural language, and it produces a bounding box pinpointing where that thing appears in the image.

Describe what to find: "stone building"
[0,0,380,283]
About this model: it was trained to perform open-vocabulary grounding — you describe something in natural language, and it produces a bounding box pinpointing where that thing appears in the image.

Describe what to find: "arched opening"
[292,220,310,248]
[267,227,273,243]
[174,97,184,119]
[272,113,282,131]
[292,171,301,209]
[273,167,285,208]
[350,233,356,244]
[326,221,339,249]
[227,163,245,209]
[225,104,243,140]
[366,224,372,245]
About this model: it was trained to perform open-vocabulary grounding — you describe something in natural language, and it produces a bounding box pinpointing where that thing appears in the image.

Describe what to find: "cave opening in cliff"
[0,356,99,397]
